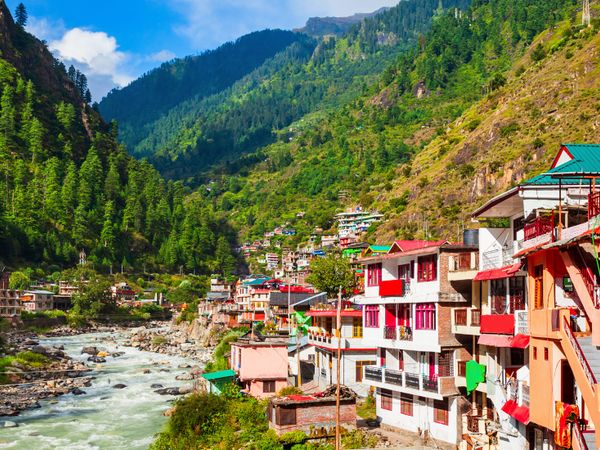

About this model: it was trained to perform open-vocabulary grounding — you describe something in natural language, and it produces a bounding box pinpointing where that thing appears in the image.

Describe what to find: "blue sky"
[5,0,399,100]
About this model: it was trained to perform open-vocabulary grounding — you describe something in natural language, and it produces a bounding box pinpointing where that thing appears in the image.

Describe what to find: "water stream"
[0,330,198,449]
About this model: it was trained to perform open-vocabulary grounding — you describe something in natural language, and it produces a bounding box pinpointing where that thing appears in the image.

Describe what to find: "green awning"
[201,369,236,381]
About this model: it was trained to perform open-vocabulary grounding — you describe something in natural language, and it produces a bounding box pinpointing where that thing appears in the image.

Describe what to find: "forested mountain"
[295,8,389,37]
[186,0,590,244]
[0,0,239,275]
[99,29,305,153]
[99,0,470,181]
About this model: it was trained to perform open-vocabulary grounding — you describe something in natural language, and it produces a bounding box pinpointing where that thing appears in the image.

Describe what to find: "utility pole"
[335,286,342,450]
[583,0,591,27]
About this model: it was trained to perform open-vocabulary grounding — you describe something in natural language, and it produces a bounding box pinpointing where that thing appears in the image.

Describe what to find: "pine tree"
[27,117,45,163]
[215,236,235,276]
[61,162,78,225]
[0,86,16,148]
[15,3,27,27]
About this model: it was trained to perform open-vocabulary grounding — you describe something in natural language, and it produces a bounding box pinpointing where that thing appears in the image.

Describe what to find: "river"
[0,330,199,450]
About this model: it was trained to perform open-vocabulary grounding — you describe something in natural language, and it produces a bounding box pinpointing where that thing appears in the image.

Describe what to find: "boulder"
[178,385,193,395]
[112,384,127,389]
[71,388,86,396]
[30,345,49,355]
[150,383,164,389]
[111,352,124,358]
[81,346,98,355]
[154,387,182,396]
[175,373,193,381]
[87,356,106,363]
[3,421,18,428]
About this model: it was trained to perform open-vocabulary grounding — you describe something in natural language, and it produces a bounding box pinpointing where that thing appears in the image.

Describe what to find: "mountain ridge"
[294,7,390,37]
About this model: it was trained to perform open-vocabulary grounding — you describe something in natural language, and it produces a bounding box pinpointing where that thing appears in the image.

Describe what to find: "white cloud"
[26,16,65,42]
[48,28,135,99]
[148,50,176,62]
[168,0,398,50]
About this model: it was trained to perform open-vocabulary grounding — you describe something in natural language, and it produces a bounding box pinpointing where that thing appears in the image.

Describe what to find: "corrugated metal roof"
[524,144,600,186]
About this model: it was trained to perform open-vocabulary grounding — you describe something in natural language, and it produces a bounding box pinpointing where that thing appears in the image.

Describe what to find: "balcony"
[383,325,413,341]
[364,366,457,397]
[481,247,514,270]
[451,308,481,335]
[480,310,528,336]
[516,216,554,254]
[379,280,406,297]
[448,252,479,281]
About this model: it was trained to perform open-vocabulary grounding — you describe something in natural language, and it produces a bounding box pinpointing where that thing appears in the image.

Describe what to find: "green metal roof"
[243,278,270,286]
[368,245,390,253]
[523,144,600,186]
[201,369,236,381]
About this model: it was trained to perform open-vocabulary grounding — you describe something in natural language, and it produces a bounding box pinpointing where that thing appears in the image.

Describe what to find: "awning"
[478,333,530,348]
[253,312,265,320]
[474,263,522,281]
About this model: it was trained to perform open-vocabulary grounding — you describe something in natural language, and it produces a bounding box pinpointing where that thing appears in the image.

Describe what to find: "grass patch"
[0,351,51,384]
[357,393,377,421]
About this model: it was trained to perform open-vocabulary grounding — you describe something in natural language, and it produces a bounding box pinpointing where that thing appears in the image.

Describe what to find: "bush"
[277,386,303,397]
[500,122,519,137]
[342,430,379,449]
[533,137,544,149]
[279,430,307,445]
[466,118,481,131]
[152,335,168,346]
[531,44,547,62]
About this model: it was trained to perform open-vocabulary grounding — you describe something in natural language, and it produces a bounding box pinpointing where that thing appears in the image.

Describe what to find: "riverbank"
[0,330,201,449]
[0,320,211,419]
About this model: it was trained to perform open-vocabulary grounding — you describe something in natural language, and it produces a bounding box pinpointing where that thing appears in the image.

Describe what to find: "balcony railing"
[379,280,406,297]
[383,325,413,341]
[383,325,397,340]
[365,366,383,382]
[589,191,600,220]
[563,316,597,387]
[524,216,554,241]
[471,310,481,326]
[364,366,455,396]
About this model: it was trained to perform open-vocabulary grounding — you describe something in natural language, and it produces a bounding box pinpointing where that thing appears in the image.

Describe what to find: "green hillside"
[190,0,585,245]
[0,0,239,275]
[99,0,470,181]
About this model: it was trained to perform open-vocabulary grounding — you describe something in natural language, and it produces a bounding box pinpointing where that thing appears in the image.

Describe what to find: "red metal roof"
[474,263,522,281]
[390,240,448,253]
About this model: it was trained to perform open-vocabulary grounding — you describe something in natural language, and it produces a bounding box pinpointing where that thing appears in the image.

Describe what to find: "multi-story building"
[20,290,54,312]
[358,239,477,445]
[335,208,384,236]
[0,289,21,317]
[307,302,377,397]
[111,282,136,304]
[470,143,600,449]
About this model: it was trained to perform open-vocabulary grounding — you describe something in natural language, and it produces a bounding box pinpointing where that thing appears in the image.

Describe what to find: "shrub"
[466,118,481,131]
[152,335,168,346]
[531,44,547,62]
[277,386,303,397]
[533,138,544,149]
[500,122,519,137]
[279,430,307,445]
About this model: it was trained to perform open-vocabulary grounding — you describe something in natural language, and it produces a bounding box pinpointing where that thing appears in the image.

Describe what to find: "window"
[400,394,413,416]
[352,317,363,338]
[417,255,437,282]
[509,277,526,312]
[398,304,411,327]
[379,348,386,367]
[277,407,296,426]
[398,263,412,281]
[434,399,449,425]
[398,350,404,371]
[367,263,382,286]
[544,347,549,361]
[263,381,276,393]
[355,360,376,382]
[381,389,393,411]
[533,346,537,360]
[491,279,507,314]
[534,265,544,309]
[415,303,436,330]
[510,348,524,367]
[365,305,379,328]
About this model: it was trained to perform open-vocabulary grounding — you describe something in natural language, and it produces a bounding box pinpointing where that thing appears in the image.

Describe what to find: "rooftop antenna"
[583,0,591,27]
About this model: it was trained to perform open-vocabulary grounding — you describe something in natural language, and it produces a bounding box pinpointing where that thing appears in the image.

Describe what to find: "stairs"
[577,336,600,381]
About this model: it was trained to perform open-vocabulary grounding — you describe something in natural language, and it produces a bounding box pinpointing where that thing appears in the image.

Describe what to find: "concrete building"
[0,289,21,317]
[230,335,289,398]
[358,240,477,445]
[20,290,54,312]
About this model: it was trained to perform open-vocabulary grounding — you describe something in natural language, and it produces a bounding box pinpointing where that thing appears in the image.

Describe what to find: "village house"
[201,369,236,395]
[307,301,376,397]
[111,282,136,305]
[357,239,477,445]
[267,392,357,435]
[20,290,54,312]
[230,335,289,398]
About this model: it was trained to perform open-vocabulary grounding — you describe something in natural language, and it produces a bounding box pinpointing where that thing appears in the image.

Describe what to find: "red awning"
[253,312,265,320]
[479,334,513,347]
[474,263,522,281]
[501,400,517,415]
[478,333,530,348]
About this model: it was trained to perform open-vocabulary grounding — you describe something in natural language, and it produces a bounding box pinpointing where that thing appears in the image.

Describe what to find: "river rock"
[178,385,193,394]
[154,387,182,396]
[151,384,163,389]
[3,421,18,428]
[87,356,106,363]
[30,345,49,355]
[112,352,124,358]
[112,384,127,389]
[81,346,98,355]
[175,373,193,381]
[71,388,86,396]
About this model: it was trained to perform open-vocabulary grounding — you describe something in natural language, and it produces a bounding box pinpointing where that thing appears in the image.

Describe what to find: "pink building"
[230,336,289,398]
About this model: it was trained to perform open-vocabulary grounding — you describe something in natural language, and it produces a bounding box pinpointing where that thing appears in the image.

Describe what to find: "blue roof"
[523,144,600,186]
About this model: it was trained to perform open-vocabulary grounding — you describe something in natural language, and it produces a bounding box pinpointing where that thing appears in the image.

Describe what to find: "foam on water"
[0,330,199,450]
